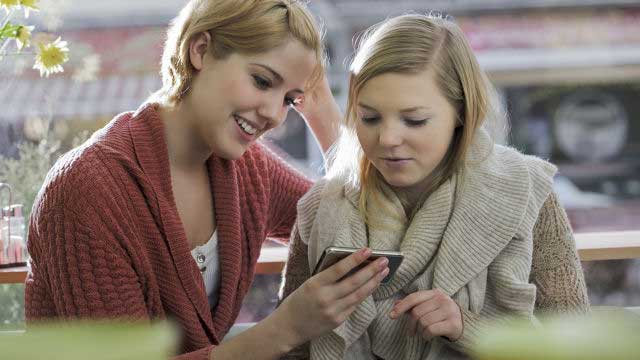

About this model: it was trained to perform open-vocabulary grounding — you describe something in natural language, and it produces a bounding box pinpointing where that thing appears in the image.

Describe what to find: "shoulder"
[295,177,351,241]
[298,177,347,213]
[34,112,140,220]
[237,142,310,182]
[493,144,557,188]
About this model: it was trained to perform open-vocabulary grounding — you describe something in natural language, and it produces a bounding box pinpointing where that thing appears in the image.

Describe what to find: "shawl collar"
[339,130,552,297]
[128,103,244,342]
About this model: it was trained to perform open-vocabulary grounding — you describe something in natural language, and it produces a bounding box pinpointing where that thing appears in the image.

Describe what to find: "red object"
[25,103,311,359]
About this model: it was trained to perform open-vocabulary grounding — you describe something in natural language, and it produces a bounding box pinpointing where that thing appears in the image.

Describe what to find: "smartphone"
[312,246,404,284]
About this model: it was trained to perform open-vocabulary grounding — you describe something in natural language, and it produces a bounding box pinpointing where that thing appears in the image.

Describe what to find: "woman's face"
[355,68,458,194]
[185,37,316,160]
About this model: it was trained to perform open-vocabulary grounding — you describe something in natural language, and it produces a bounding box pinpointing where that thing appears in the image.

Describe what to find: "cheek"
[355,125,376,155]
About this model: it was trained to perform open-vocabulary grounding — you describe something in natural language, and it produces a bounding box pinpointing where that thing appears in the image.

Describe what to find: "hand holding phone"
[313,246,404,284]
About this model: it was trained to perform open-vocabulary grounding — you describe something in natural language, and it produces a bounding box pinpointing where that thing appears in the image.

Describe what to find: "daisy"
[33,36,68,77]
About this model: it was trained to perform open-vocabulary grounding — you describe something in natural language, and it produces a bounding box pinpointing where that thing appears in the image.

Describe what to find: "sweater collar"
[127,102,242,342]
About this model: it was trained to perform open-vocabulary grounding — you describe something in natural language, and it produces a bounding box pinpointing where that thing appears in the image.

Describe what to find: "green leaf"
[0,22,21,39]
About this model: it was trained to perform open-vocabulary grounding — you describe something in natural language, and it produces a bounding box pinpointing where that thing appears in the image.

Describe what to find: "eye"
[252,75,272,90]
[404,118,428,127]
[359,116,380,125]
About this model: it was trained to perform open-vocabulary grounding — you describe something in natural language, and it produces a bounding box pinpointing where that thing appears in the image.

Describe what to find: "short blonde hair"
[328,13,500,225]
[156,0,326,106]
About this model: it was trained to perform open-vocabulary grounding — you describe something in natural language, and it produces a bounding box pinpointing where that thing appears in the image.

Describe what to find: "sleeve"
[25,177,149,321]
[277,226,312,360]
[529,192,590,314]
[263,146,312,243]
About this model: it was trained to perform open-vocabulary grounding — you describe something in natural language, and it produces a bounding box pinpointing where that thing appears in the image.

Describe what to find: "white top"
[191,230,221,307]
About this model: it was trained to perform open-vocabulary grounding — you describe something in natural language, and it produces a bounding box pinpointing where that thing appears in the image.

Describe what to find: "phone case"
[313,246,404,283]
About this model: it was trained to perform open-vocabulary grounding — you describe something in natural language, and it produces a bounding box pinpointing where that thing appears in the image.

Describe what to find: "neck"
[391,175,434,218]
[159,102,212,172]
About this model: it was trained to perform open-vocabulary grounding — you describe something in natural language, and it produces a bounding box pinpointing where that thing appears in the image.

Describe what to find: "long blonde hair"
[327,13,501,226]
[155,0,326,106]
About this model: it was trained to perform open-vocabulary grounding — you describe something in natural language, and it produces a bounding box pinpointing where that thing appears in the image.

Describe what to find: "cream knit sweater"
[279,132,590,359]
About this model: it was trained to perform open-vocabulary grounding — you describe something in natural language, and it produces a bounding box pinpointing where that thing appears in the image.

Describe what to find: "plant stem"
[0,8,16,55]
[0,37,11,55]
[0,8,15,32]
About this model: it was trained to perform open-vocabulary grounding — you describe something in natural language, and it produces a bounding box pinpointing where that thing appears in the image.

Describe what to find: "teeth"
[234,115,257,135]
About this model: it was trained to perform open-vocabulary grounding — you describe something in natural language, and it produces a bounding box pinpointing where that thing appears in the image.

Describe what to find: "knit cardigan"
[280,132,590,359]
[24,103,311,359]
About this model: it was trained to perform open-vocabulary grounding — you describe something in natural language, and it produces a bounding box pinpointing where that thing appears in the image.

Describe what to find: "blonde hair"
[155,0,326,106]
[327,13,501,226]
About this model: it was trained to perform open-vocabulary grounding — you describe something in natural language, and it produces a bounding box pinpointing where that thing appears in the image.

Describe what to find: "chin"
[211,142,248,161]
[380,175,416,188]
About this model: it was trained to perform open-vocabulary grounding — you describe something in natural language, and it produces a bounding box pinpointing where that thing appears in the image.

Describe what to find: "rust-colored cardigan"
[25,103,311,359]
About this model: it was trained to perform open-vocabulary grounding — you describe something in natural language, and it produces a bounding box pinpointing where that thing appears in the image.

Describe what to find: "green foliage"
[0,284,24,329]
[0,321,178,360]
[473,310,640,360]
[0,130,90,329]
[0,138,60,222]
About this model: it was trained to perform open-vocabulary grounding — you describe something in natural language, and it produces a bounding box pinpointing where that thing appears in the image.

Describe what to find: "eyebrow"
[357,103,430,113]
[251,63,305,95]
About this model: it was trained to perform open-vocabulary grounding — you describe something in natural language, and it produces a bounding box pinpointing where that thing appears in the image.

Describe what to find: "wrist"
[261,307,305,354]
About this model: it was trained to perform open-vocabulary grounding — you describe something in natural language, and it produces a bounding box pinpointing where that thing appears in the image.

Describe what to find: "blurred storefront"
[2,0,640,314]
[457,9,640,232]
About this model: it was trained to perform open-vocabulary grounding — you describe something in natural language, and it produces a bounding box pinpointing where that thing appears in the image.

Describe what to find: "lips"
[381,157,412,161]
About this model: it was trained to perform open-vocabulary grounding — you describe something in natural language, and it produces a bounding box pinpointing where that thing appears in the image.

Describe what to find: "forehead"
[245,39,317,88]
[358,69,447,111]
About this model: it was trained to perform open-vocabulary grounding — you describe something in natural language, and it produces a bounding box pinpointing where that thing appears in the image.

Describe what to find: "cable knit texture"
[279,129,589,360]
[24,102,311,359]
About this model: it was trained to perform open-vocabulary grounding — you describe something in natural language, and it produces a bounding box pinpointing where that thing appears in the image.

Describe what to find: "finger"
[418,309,448,331]
[390,290,437,318]
[315,248,372,284]
[333,256,388,298]
[336,266,389,311]
[404,300,440,336]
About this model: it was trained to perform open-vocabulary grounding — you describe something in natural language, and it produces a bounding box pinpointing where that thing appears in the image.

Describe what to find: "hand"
[389,289,463,341]
[276,248,389,346]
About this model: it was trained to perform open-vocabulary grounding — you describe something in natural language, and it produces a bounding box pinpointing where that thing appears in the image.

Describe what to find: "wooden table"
[0,266,28,284]
[0,248,290,284]
[2,231,639,284]
[574,231,640,261]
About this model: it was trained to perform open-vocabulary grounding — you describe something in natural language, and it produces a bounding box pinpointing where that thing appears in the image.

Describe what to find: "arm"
[25,168,212,360]
[25,185,150,322]
[529,192,590,314]
[277,227,313,359]
[297,74,342,154]
[263,147,312,242]
[210,244,388,360]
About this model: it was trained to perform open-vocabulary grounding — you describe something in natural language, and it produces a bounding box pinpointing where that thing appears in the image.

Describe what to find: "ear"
[189,31,212,71]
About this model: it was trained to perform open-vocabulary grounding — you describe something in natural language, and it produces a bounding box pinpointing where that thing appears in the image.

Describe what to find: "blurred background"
[1,0,639,328]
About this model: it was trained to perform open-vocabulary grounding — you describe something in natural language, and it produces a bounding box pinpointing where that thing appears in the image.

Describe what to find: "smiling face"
[184,37,317,160]
[355,68,458,194]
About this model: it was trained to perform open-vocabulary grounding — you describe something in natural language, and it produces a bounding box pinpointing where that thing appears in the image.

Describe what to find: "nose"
[257,92,289,127]
[378,121,403,147]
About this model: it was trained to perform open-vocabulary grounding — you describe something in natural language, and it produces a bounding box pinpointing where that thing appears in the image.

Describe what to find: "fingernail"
[389,310,397,318]
[362,248,372,257]
[378,268,389,280]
